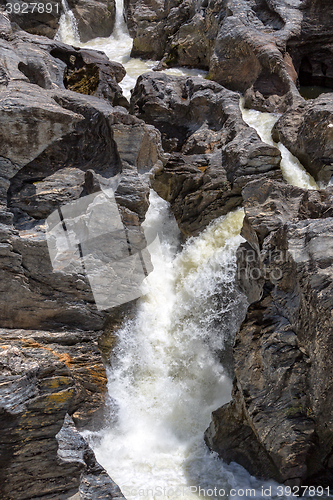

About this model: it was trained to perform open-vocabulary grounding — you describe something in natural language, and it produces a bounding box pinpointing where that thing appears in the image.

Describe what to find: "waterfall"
[239,98,318,190]
[55,0,80,45]
[54,1,323,495]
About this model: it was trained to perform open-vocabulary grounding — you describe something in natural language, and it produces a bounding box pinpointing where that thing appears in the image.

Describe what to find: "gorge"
[1,0,333,498]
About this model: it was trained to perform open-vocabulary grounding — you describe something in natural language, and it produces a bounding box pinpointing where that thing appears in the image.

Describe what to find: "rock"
[0,327,108,427]
[58,414,125,500]
[0,10,166,500]
[68,0,116,43]
[272,93,333,184]
[287,0,333,90]
[0,0,62,38]
[0,329,121,500]
[131,72,282,236]
[206,179,333,486]
[0,328,112,499]
[0,20,128,107]
[124,0,195,60]
[0,21,163,329]
[127,0,333,112]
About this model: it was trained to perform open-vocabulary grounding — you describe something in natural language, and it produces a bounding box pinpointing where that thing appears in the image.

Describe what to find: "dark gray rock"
[272,93,333,184]
[206,179,333,486]
[131,72,282,236]
[68,0,116,43]
[58,414,126,500]
[0,20,163,330]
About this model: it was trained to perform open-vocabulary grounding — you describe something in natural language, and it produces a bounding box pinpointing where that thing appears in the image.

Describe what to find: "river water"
[58,4,324,499]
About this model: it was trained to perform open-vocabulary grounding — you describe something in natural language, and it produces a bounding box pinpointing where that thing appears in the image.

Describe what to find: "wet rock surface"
[206,179,333,486]
[131,72,282,236]
[272,93,333,184]
[0,13,163,499]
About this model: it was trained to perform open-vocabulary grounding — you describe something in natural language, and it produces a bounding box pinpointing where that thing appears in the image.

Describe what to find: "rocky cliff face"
[0,12,164,499]
[205,179,333,486]
[2,0,333,494]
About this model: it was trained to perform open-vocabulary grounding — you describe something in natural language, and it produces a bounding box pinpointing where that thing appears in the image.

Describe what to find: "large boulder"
[68,0,116,43]
[272,93,333,184]
[131,72,282,236]
[206,179,333,486]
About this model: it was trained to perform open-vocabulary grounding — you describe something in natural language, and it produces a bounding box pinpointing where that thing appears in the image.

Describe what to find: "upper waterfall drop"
[55,0,80,45]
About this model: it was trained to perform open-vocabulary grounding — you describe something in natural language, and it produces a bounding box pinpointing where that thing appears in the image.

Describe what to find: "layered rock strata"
[205,179,333,486]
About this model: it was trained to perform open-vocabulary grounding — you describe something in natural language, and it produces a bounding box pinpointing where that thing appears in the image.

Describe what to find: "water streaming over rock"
[239,98,318,190]
[55,0,80,45]
[57,0,207,98]
[57,5,325,498]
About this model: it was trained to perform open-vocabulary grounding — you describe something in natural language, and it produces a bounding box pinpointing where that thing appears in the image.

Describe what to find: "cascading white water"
[239,98,318,190]
[56,3,329,497]
[83,192,283,500]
